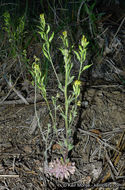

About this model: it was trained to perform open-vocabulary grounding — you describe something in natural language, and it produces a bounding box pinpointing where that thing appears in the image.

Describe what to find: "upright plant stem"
[64,63,68,144]
[78,63,82,80]
[45,97,54,125]
[49,54,61,86]
[34,77,46,141]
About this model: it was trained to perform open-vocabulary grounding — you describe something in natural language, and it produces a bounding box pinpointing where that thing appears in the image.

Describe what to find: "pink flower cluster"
[45,158,76,180]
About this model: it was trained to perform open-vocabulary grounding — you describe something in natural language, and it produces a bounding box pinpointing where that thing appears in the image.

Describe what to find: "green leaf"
[67,95,72,104]
[60,113,66,120]
[82,64,93,71]
[37,26,44,33]
[46,24,50,34]
[84,3,90,15]
[46,41,50,51]
[69,112,72,123]
[68,96,75,105]
[65,39,69,48]
[74,51,80,61]
[79,45,83,52]
[38,31,44,39]
[58,83,64,92]
[83,50,87,61]
[49,32,54,43]
[67,76,74,85]
[42,49,49,59]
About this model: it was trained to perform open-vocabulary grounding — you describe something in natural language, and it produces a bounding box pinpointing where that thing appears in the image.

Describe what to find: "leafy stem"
[31,14,92,164]
[39,14,61,86]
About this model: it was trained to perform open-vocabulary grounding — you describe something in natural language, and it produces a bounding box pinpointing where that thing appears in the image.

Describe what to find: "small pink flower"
[44,158,76,180]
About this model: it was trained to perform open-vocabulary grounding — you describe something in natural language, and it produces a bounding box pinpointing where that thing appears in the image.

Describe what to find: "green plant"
[31,13,92,180]
[3,11,25,58]
[84,0,97,37]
